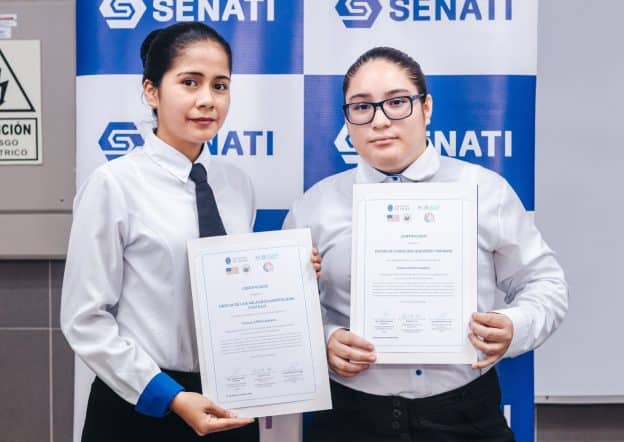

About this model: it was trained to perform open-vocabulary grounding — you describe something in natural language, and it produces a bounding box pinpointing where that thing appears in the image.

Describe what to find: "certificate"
[187,228,331,418]
[351,183,478,364]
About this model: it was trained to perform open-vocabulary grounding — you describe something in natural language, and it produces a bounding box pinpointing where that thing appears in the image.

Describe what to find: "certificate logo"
[225,256,248,275]
[225,266,239,275]
[262,261,274,272]
[387,203,411,222]
[424,212,436,223]
[386,204,399,222]
[387,214,400,222]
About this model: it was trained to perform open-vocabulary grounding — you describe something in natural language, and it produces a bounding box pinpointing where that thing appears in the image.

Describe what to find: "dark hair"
[140,22,232,87]
[342,47,427,103]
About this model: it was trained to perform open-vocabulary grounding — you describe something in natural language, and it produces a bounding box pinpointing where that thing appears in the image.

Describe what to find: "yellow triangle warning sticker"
[0,49,35,112]
[0,40,42,164]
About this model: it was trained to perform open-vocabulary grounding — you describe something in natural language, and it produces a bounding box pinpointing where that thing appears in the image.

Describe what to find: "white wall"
[534,0,624,400]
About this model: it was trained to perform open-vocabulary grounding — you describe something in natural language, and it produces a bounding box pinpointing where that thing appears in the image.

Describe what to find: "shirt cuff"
[135,372,185,417]
[324,324,346,345]
[490,307,532,359]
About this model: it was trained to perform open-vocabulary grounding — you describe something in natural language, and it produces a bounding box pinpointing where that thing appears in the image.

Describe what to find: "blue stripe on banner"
[253,209,288,232]
[77,1,302,75]
[304,75,536,210]
[428,75,536,210]
[303,75,353,190]
[497,352,534,442]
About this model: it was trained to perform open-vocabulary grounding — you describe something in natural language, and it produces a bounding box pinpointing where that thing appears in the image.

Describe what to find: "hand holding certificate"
[350,183,478,364]
[188,228,331,418]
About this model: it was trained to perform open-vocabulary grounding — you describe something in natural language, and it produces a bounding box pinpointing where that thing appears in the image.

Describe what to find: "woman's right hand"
[170,391,254,436]
[327,328,376,377]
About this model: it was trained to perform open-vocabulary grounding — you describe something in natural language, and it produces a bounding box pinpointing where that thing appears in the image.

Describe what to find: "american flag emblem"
[225,267,239,275]
[387,214,400,222]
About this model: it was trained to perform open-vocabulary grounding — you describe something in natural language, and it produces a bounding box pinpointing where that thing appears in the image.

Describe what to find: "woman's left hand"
[469,312,514,369]
[311,247,321,279]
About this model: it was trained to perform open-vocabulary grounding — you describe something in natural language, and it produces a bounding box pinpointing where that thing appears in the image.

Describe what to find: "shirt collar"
[355,141,441,184]
[143,132,212,183]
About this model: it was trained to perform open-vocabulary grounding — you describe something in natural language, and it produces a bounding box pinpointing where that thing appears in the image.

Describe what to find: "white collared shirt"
[283,145,568,398]
[61,133,256,406]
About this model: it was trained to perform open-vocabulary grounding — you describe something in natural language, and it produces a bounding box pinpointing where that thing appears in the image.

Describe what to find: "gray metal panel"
[0,213,71,258]
[0,0,74,258]
[0,0,75,211]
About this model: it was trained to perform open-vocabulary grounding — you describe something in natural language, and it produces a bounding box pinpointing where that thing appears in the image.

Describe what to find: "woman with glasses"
[284,47,568,441]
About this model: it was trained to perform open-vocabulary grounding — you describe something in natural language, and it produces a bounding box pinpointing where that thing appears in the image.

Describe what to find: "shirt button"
[391,421,400,430]
[393,398,401,407]
[415,369,423,376]
[393,409,402,418]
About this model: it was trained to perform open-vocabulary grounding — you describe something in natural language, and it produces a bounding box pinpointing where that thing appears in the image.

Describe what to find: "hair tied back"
[140,29,161,69]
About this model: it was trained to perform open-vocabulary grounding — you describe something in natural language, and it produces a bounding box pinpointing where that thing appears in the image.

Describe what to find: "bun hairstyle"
[343,47,428,103]
[140,22,232,88]
[140,29,161,69]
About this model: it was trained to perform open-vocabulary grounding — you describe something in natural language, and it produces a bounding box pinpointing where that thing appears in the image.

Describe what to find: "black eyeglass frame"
[342,93,426,125]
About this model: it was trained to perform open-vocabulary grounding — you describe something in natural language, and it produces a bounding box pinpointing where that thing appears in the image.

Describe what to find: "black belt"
[331,368,501,414]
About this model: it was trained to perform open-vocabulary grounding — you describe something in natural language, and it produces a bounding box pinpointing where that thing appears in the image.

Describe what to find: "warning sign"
[0,40,42,164]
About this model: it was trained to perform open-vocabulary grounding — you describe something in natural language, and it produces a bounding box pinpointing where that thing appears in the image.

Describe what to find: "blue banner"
[76,2,538,441]
[78,0,303,75]
[305,75,536,209]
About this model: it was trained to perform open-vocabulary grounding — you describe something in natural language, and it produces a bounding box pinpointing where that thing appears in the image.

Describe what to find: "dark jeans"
[307,369,515,442]
[82,370,259,442]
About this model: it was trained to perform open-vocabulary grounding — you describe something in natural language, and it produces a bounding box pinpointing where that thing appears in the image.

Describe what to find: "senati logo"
[333,125,514,165]
[334,124,359,165]
[426,130,513,158]
[153,0,275,22]
[99,122,145,161]
[207,130,274,156]
[99,0,146,29]
[337,0,514,27]
[335,0,382,28]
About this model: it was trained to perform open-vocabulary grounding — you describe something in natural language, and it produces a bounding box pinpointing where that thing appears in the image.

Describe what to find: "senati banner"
[75,2,537,441]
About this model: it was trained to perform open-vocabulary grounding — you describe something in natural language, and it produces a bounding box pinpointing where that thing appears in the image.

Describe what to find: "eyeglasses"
[342,93,425,125]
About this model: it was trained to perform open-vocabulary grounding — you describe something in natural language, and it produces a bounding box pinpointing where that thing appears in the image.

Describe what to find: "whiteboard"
[533,0,624,402]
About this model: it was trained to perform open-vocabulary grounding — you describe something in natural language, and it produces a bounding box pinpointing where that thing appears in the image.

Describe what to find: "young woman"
[284,47,568,441]
[62,22,320,441]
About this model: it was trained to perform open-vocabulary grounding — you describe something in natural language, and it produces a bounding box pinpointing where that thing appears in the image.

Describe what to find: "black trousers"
[307,369,515,442]
[82,370,259,442]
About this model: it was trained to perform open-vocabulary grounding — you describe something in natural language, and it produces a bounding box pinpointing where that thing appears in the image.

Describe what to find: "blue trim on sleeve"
[135,372,184,417]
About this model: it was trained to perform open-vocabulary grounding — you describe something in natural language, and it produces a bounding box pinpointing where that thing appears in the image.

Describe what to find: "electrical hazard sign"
[0,40,42,164]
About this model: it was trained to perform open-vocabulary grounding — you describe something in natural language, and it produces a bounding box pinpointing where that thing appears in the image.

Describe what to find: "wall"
[534,0,624,400]
[0,260,73,442]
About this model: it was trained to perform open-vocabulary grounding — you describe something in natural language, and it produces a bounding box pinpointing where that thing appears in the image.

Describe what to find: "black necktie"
[189,163,227,237]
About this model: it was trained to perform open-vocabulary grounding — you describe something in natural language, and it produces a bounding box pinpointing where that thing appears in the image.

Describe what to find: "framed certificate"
[350,183,478,364]
[187,228,331,418]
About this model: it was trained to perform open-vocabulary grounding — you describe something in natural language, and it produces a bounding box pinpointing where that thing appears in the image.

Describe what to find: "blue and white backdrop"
[75,1,537,441]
